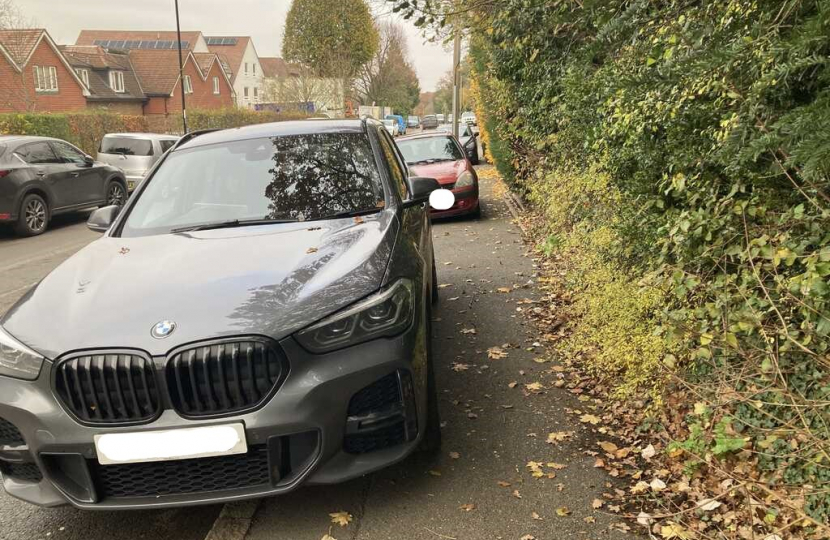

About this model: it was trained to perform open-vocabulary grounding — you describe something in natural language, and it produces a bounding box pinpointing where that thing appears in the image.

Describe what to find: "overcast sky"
[21,0,452,91]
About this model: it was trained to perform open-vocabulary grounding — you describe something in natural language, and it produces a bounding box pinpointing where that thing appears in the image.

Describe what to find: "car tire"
[472,202,482,219]
[14,193,49,237]
[106,180,126,207]
[419,311,442,453]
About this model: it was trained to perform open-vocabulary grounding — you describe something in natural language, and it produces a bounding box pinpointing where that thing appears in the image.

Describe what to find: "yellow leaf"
[580,414,601,425]
[592,498,604,509]
[329,511,353,527]
[497,287,512,293]
[459,503,476,512]
[487,346,508,359]
[525,382,544,392]
[660,523,692,539]
[321,535,337,540]
[555,507,571,516]
[546,431,573,444]
[598,441,618,453]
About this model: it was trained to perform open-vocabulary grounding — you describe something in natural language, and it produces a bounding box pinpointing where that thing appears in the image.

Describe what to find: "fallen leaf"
[459,503,476,512]
[580,414,601,425]
[438,283,453,289]
[428,470,442,477]
[583,516,596,524]
[641,444,656,460]
[697,498,722,511]
[546,431,573,444]
[592,499,604,509]
[660,523,692,539]
[637,511,652,527]
[598,441,618,454]
[496,287,511,293]
[353,216,364,224]
[631,481,650,494]
[307,247,318,254]
[460,327,477,334]
[451,362,470,372]
[321,535,337,540]
[520,536,535,540]
[449,452,460,460]
[525,382,543,392]
[512,489,522,499]
[546,462,567,470]
[329,511,352,527]
[650,478,667,492]
[508,381,518,388]
[487,346,508,359]
[555,507,571,517]
[497,480,511,487]
[531,512,543,521]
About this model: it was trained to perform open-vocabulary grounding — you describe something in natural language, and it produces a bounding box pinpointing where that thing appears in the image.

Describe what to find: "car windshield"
[100,137,153,156]
[120,133,385,237]
[396,136,464,165]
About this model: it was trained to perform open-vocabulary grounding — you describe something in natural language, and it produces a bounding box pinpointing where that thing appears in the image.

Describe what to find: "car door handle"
[71,172,80,178]
[35,170,46,177]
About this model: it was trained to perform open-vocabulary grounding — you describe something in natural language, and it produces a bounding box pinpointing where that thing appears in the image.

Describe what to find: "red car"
[396,132,480,218]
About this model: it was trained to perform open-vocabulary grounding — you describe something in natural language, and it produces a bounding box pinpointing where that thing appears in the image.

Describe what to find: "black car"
[0,136,127,236]
[0,119,444,509]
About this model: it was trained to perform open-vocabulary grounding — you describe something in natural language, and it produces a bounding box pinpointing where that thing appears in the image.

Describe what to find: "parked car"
[0,119,445,509]
[0,136,128,237]
[461,112,477,126]
[382,118,399,136]
[436,123,480,165]
[97,133,179,193]
[421,115,439,130]
[385,114,407,136]
[407,116,420,129]
[396,131,480,218]
[436,113,445,123]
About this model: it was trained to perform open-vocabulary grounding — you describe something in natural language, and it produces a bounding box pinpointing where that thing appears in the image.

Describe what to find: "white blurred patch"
[430,189,455,211]
[95,423,247,465]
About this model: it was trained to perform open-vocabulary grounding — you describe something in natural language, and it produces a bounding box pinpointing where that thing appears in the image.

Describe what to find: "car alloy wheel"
[25,198,46,233]
[107,183,125,206]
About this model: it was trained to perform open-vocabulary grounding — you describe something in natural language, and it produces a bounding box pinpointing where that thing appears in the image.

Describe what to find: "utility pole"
[174,0,188,134]
[451,30,461,140]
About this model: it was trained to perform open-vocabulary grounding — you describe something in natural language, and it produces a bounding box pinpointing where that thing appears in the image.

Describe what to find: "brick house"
[127,49,234,117]
[60,45,146,115]
[0,29,89,113]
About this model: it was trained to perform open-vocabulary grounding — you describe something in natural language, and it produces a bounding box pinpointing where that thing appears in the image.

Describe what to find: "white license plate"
[127,181,136,190]
[94,423,247,466]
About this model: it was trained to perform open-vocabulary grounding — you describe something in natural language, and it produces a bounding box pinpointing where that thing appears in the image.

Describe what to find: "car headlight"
[0,327,44,380]
[295,279,414,353]
[455,171,475,188]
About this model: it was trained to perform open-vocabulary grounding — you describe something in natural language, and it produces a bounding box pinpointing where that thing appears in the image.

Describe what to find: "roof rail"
[170,129,220,151]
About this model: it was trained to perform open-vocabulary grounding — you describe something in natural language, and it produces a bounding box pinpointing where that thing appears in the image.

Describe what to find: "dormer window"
[109,70,125,93]
[75,68,90,89]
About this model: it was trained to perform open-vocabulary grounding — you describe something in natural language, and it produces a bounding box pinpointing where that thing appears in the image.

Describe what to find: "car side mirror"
[83,155,94,167]
[404,177,441,207]
[87,205,120,232]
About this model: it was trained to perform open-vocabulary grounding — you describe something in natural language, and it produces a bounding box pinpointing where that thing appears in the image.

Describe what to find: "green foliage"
[283,0,378,79]
[0,109,306,154]
[389,0,830,522]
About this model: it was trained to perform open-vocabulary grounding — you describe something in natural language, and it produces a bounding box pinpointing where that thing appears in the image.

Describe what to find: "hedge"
[0,109,308,155]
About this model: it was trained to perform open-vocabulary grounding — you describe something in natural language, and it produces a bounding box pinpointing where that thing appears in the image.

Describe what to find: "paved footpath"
[243,170,627,540]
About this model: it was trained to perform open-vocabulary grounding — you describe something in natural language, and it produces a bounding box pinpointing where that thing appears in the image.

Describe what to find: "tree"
[432,60,472,117]
[354,21,420,116]
[283,0,379,110]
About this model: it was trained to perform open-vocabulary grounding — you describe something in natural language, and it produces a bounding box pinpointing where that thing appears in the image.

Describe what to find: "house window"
[253,63,256,75]
[75,68,89,89]
[183,75,193,94]
[253,87,258,102]
[244,87,249,99]
[244,62,248,74]
[109,70,125,93]
[33,65,58,92]
[213,76,220,94]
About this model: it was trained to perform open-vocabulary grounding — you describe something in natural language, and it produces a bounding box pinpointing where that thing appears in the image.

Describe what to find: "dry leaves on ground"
[329,512,352,527]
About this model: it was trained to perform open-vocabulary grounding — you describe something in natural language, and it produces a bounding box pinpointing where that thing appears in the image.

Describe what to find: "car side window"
[377,128,409,200]
[51,141,87,165]
[16,142,60,165]
[159,139,177,153]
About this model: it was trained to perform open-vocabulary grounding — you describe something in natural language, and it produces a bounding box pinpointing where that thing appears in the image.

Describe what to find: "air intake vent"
[55,353,161,424]
[0,417,24,446]
[166,338,288,417]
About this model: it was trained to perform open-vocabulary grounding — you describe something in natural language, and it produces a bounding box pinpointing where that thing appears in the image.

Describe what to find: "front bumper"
[124,175,144,192]
[0,325,428,509]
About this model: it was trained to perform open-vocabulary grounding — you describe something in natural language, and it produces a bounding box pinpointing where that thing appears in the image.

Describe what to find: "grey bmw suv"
[0,119,443,509]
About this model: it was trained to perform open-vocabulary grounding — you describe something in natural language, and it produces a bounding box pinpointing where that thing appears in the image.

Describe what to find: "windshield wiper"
[171,218,298,233]
[310,208,382,222]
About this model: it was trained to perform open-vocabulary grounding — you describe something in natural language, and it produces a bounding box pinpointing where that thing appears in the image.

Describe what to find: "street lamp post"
[174,0,188,134]
[451,31,461,140]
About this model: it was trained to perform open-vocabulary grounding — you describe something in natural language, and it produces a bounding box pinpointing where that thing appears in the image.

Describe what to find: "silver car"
[97,133,179,192]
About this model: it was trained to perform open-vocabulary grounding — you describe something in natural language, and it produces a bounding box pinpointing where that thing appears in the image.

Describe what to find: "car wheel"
[14,193,49,237]
[471,202,482,219]
[419,310,442,453]
[106,181,126,207]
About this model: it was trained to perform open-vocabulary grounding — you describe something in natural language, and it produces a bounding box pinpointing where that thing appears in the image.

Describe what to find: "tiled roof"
[76,30,203,49]
[193,52,216,74]
[127,49,186,95]
[259,57,287,78]
[0,28,45,66]
[205,36,250,83]
[61,46,145,101]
